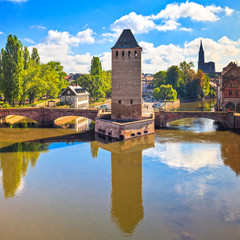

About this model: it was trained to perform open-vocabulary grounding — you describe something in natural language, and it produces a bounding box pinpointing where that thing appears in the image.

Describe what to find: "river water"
[0,99,240,240]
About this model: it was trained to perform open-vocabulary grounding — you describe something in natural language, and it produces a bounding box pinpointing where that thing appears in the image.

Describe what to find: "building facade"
[60,86,89,109]
[142,73,154,94]
[219,62,240,111]
[111,29,142,120]
[198,40,216,74]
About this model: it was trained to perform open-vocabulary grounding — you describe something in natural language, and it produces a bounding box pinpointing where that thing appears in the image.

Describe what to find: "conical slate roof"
[112,29,141,49]
[199,40,204,52]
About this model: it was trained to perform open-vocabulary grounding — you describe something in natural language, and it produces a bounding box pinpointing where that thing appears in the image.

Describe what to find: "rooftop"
[112,29,141,49]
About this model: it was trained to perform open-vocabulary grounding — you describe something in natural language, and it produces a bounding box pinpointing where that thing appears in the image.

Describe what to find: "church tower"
[111,29,142,121]
[198,40,205,72]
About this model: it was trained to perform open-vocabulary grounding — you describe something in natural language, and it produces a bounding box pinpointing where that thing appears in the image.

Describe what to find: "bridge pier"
[154,111,166,128]
[226,112,235,129]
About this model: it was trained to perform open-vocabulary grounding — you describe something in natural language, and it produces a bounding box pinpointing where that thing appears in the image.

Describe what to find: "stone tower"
[198,40,205,72]
[111,29,142,121]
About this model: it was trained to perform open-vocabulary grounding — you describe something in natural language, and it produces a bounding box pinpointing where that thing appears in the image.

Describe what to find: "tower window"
[116,51,118,57]
[135,51,137,57]
[122,51,124,57]
[236,91,239,96]
[130,99,133,104]
[119,100,121,104]
[229,91,232,96]
[128,51,131,57]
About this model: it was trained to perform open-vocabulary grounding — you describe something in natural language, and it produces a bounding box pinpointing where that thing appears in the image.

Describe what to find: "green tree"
[23,46,30,70]
[153,84,177,101]
[152,71,166,88]
[90,56,102,77]
[102,70,112,98]
[179,61,194,83]
[47,61,68,91]
[1,34,23,106]
[166,66,182,90]
[77,74,105,100]
[31,47,40,65]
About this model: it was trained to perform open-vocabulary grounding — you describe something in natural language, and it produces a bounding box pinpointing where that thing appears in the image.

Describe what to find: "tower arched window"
[116,51,118,57]
[128,51,131,57]
[122,51,124,57]
[135,51,137,57]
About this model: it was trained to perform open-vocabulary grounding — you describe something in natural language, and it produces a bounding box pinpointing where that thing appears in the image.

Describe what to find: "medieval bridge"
[155,110,239,129]
[0,107,239,129]
[0,107,99,125]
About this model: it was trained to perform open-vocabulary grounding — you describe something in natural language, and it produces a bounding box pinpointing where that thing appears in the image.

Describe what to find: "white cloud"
[139,36,240,73]
[30,29,95,73]
[29,24,47,30]
[1,0,28,2]
[0,31,4,35]
[151,2,234,22]
[102,2,234,41]
[23,38,35,44]
[224,6,234,16]
[110,12,156,34]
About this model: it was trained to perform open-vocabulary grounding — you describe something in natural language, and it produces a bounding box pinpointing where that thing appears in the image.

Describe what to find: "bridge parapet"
[0,107,99,125]
[155,110,235,129]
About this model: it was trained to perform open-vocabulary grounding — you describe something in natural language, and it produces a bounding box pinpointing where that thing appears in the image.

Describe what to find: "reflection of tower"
[111,151,143,234]
[95,135,154,234]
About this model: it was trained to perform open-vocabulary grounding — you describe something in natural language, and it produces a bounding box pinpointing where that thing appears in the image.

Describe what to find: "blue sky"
[1,0,240,73]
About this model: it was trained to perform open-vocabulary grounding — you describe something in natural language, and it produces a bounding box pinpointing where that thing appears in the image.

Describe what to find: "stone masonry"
[111,29,142,121]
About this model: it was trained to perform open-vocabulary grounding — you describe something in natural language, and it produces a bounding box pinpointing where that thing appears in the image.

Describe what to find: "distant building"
[60,86,89,109]
[198,40,216,74]
[219,62,240,111]
[64,73,87,84]
[142,73,154,94]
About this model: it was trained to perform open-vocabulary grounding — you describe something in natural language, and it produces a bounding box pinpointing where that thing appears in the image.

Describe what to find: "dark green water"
[0,100,240,240]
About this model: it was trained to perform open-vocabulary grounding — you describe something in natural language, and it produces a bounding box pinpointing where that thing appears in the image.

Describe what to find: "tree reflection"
[0,142,49,198]
[95,135,155,235]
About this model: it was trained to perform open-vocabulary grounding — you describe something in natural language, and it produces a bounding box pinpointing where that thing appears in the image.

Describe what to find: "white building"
[60,86,89,109]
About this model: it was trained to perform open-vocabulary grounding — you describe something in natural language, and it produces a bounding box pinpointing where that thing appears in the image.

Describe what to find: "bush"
[3,103,11,108]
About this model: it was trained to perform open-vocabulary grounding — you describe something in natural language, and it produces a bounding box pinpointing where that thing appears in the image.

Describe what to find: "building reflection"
[96,134,155,235]
[222,142,240,176]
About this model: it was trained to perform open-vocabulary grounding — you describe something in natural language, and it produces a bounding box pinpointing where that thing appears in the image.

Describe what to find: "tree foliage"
[77,57,111,101]
[153,71,166,88]
[90,56,102,77]
[1,34,23,106]
[153,84,177,101]
[0,34,68,106]
[31,47,40,65]
[152,61,211,101]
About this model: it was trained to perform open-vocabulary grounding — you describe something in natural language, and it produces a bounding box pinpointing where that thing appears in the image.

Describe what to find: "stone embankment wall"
[234,114,240,129]
[164,100,180,111]
[95,117,154,140]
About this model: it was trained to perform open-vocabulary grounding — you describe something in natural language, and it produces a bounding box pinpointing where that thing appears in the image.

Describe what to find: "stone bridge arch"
[155,111,234,129]
[0,108,99,125]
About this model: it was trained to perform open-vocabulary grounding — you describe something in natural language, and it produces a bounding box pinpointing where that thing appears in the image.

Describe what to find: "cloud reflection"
[143,142,222,172]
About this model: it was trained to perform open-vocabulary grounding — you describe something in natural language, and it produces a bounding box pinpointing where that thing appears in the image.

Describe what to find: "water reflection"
[96,135,155,235]
[0,142,49,198]
[55,116,91,132]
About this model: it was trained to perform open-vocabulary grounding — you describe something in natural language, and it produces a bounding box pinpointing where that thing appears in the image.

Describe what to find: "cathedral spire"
[198,39,205,71]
